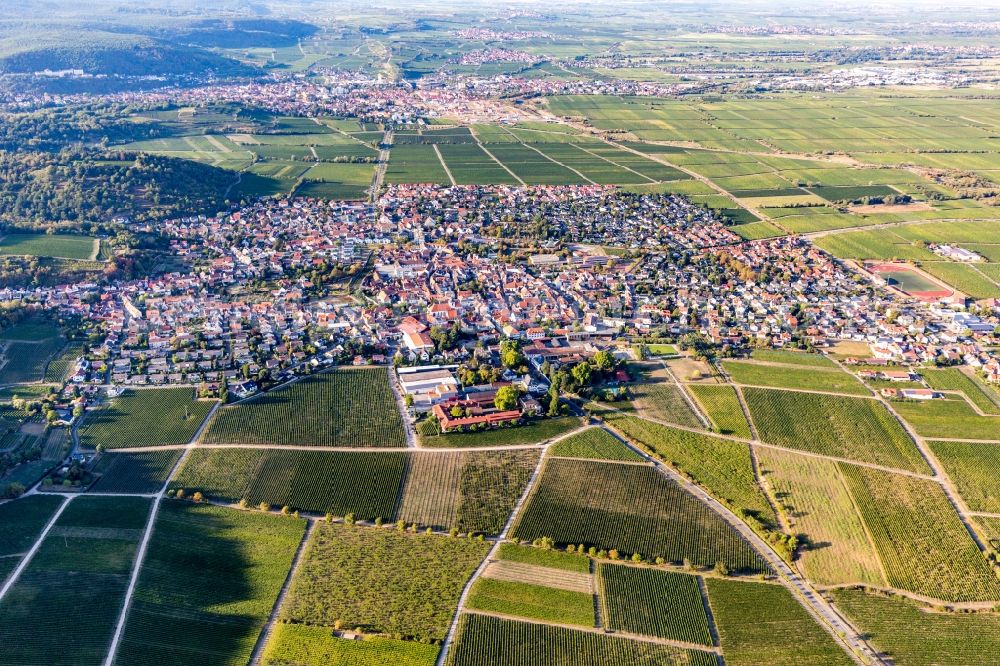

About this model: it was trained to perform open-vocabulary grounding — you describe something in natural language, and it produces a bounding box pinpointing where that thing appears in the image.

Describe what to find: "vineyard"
[466,577,596,626]
[0,494,63,557]
[723,360,869,396]
[89,449,182,494]
[0,496,151,666]
[114,501,306,666]
[548,427,644,462]
[629,364,703,428]
[598,564,712,646]
[892,398,1000,440]
[743,388,929,473]
[511,458,769,573]
[749,350,837,368]
[263,623,439,666]
[921,367,1000,415]
[706,578,853,666]
[445,613,717,666]
[928,440,1000,513]
[78,388,215,449]
[606,414,776,526]
[686,384,752,438]
[496,543,592,573]
[833,588,1000,666]
[280,522,490,643]
[758,447,884,586]
[172,448,406,521]
[839,463,1000,602]
[399,449,540,534]
[203,367,406,447]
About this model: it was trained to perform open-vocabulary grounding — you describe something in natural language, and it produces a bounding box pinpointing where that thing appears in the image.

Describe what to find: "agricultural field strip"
[461,608,722,654]
[657,360,712,429]
[598,426,877,665]
[113,442,552,453]
[432,144,457,186]
[0,495,70,602]
[830,356,994,557]
[598,137,773,225]
[248,520,314,666]
[599,402,938,482]
[467,127,526,185]
[434,438,552,666]
[101,402,218,666]
[498,126,597,185]
[569,142,657,183]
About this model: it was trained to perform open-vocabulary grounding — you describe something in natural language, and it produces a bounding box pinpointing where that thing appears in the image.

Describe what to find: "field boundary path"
[435,440,552,666]
[433,144,457,186]
[469,127,525,185]
[601,425,883,666]
[370,128,393,199]
[463,608,722,655]
[833,356,994,556]
[102,406,215,666]
[0,495,71,602]
[250,520,315,665]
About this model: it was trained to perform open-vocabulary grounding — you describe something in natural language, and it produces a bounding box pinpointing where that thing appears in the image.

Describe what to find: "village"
[2,183,997,428]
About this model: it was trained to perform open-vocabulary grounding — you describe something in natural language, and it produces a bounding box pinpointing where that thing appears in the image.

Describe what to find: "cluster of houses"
[4,179,999,396]
[455,49,539,66]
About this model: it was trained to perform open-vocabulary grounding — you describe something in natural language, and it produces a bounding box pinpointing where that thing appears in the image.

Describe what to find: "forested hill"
[0,151,236,226]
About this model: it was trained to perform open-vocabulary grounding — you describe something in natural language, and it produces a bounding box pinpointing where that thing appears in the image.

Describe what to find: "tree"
[593,350,615,372]
[494,385,520,411]
[571,361,593,387]
[547,389,560,417]
[500,339,525,369]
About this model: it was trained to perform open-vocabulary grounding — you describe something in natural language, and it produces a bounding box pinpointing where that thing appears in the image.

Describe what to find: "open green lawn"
[419,416,581,448]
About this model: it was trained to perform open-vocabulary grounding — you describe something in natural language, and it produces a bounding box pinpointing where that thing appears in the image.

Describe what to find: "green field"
[707,578,853,666]
[548,427,644,462]
[496,543,592,573]
[78,388,215,449]
[598,564,712,645]
[89,449,182,494]
[921,368,1000,415]
[0,496,151,666]
[840,463,1000,602]
[929,440,1000,513]
[466,577,595,626]
[115,501,306,666]
[281,522,490,643]
[419,416,580,448]
[204,368,406,447]
[686,384,753,438]
[172,448,406,521]
[446,613,716,666]
[0,233,98,260]
[833,588,1000,666]
[0,320,64,385]
[743,388,928,473]
[606,414,775,526]
[891,397,1000,440]
[723,360,868,396]
[263,623,439,666]
[0,494,64,559]
[511,458,768,573]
